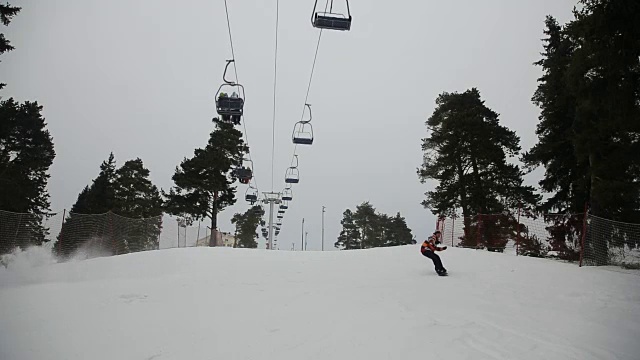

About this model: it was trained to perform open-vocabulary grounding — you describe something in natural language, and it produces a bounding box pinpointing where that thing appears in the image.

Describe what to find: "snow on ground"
[1,245,639,360]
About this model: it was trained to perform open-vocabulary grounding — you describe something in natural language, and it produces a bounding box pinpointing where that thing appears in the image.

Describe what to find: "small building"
[196,230,235,247]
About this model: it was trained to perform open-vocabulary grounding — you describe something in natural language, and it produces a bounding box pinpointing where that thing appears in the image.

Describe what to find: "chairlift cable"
[223,0,260,194]
[287,30,323,168]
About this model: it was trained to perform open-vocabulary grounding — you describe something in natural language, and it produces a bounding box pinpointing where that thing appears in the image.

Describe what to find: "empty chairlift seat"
[282,187,293,201]
[285,167,299,183]
[311,0,352,31]
[292,104,314,145]
[292,122,314,145]
[245,193,257,203]
[285,155,300,184]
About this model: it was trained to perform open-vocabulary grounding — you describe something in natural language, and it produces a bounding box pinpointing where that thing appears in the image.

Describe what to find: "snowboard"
[437,271,448,276]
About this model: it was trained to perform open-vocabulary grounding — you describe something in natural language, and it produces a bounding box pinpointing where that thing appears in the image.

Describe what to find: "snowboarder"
[421,230,447,275]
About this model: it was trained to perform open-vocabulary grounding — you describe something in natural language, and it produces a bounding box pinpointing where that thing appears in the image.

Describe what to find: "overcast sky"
[1,0,577,250]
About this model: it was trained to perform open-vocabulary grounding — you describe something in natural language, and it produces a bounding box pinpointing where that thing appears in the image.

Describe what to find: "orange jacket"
[421,236,445,253]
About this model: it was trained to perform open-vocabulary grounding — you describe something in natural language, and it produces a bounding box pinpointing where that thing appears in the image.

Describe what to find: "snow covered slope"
[1,245,639,360]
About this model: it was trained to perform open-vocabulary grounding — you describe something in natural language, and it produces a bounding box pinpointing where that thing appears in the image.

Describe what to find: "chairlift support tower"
[262,192,282,250]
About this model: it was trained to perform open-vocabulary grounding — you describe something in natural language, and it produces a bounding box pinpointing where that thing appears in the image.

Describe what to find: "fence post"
[109,211,115,255]
[579,202,589,267]
[58,209,66,253]
[196,221,201,248]
[451,215,455,247]
[516,203,521,256]
[476,211,482,249]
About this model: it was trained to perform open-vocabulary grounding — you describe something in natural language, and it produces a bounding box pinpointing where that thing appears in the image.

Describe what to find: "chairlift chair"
[311,0,352,31]
[282,187,293,201]
[285,167,299,183]
[234,158,254,184]
[292,123,314,145]
[292,104,314,145]
[245,186,258,204]
[235,167,252,184]
[285,155,300,184]
[215,60,245,123]
[277,214,283,219]
[279,203,288,210]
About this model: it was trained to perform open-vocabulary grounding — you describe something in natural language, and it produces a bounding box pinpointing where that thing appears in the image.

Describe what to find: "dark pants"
[422,250,445,272]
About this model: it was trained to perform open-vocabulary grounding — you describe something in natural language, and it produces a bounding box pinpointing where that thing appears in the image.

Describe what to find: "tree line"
[335,202,414,250]
[418,0,640,260]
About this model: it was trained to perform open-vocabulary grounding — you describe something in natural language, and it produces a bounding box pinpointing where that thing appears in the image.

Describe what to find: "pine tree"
[165,118,248,246]
[525,2,640,263]
[565,0,640,222]
[336,204,414,250]
[0,2,20,90]
[524,16,586,214]
[113,158,163,218]
[81,153,117,214]
[112,158,164,252]
[335,209,359,250]
[353,202,376,249]
[0,99,55,214]
[385,212,414,247]
[418,88,539,250]
[231,205,265,248]
[0,99,55,254]
[54,153,117,258]
[523,16,586,260]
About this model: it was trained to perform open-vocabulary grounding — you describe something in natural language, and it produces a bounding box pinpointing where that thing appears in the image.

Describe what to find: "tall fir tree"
[54,153,117,258]
[525,1,640,264]
[385,212,414,247]
[523,16,586,260]
[524,16,587,214]
[79,153,117,214]
[165,117,248,246]
[0,99,55,254]
[0,99,55,214]
[418,88,539,250]
[54,154,164,258]
[113,158,163,218]
[335,209,359,250]
[112,158,164,252]
[564,0,640,222]
[0,4,56,255]
[352,202,377,249]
